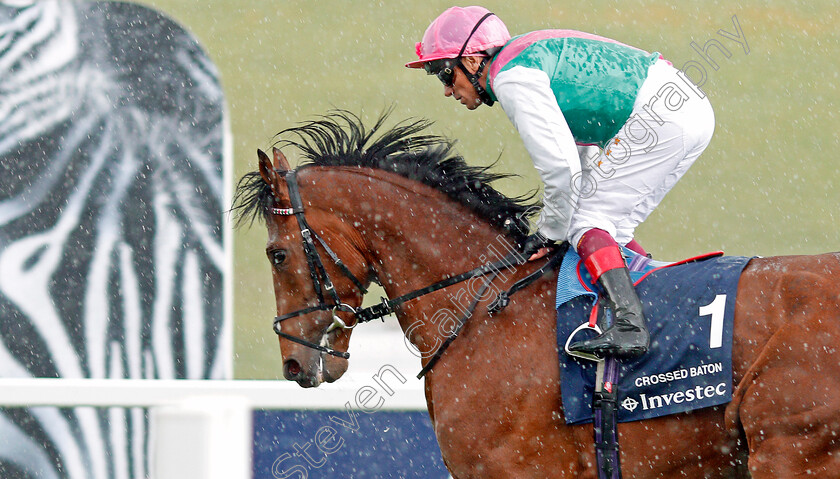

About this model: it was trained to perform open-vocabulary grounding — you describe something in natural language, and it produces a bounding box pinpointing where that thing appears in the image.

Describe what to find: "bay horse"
[233,111,840,478]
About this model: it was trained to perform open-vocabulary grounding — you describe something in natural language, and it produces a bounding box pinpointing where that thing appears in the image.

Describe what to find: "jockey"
[406,6,715,359]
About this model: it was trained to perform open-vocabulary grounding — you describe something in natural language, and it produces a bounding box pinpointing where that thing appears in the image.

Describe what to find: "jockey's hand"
[520,232,554,261]
[528,247,551,261]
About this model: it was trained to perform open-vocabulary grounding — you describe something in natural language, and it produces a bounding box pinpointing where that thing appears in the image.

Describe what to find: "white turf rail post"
[150,396,252,479]
[0,378,426,479]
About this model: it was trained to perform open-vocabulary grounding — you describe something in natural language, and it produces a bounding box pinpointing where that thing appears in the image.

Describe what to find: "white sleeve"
[493,66,582,242]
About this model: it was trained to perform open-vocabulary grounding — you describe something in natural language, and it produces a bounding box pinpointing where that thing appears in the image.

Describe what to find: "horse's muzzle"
[283,358,321,388]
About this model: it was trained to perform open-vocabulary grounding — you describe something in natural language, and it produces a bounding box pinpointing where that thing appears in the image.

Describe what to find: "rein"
[270,169,566,375]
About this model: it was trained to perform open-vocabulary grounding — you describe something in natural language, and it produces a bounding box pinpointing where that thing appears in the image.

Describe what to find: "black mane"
[233,110,538,242]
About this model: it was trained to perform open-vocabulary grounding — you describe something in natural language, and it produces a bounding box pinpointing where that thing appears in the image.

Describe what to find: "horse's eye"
[269,249,287,267]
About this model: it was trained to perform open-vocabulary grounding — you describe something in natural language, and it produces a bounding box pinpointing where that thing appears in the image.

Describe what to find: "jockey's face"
[442,56,488,111]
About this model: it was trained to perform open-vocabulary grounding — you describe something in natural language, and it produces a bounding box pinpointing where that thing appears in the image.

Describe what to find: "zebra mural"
[0,1,230,477]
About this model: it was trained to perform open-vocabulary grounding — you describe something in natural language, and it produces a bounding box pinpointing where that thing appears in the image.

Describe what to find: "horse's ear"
[258,149,275,186]
[272,147,291,171]
[257,149,290,204]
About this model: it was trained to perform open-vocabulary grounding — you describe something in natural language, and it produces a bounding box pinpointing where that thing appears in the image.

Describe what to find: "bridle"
[270,170,368,360]
[269,169,568,375]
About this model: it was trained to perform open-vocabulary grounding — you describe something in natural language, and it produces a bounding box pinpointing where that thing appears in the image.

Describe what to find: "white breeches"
[566,60,715,248]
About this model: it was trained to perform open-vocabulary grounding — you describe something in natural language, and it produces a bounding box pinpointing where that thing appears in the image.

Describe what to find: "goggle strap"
[457,12,495,58]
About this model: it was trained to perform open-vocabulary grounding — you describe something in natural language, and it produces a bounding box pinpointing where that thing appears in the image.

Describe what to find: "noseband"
[269,169,567,375]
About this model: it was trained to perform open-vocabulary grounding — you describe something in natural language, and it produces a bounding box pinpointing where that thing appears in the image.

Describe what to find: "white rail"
[0,378,427,409]
[0,378,428,479]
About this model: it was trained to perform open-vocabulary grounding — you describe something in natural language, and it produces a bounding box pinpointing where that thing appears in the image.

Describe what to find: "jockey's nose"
[444,85,454,97]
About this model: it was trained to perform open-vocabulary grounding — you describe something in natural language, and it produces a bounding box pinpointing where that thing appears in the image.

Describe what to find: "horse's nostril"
[283,359,302,379]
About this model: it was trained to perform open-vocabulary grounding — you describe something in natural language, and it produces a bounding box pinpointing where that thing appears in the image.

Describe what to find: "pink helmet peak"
[406,6,511,68]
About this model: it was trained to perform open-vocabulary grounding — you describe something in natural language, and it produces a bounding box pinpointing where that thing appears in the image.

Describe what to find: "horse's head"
[236,110,540,388]
[254,148,374,387]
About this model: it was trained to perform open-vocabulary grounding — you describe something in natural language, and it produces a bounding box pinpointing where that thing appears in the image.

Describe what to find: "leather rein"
[269,169,567,376]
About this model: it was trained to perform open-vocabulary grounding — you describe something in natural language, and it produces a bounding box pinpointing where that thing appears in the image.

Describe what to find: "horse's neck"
[304,167,521,333]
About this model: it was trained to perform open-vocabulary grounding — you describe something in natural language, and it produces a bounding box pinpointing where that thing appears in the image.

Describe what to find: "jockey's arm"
[493,66,581,243]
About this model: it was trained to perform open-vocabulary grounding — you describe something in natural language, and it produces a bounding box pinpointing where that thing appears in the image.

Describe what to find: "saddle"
[555,248,752,478]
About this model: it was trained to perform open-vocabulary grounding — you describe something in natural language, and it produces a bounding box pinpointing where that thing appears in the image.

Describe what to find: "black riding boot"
[568,266,650,359]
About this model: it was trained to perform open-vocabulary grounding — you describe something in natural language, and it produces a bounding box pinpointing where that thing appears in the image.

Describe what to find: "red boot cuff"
[583,246,625,281]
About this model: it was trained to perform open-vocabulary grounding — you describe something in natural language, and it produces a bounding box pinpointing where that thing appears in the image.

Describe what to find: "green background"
[139,0,839,379]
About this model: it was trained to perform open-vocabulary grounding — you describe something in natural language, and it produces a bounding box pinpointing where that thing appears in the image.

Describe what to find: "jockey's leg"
[568,228,649,358]
[565,61,714,358]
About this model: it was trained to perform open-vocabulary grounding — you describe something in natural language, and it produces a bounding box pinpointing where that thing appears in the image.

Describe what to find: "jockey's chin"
[454,92,482,110]
[465,99,482,110]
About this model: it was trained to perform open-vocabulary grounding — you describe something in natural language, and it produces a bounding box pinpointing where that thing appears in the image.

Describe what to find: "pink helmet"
[405,6,511,68]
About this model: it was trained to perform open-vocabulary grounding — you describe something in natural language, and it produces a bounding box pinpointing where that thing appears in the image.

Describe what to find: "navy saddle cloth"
[555,249,752,425]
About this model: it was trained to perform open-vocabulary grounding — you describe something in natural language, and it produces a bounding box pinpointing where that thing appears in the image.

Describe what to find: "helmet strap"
[457,59,494,106]
[455,12,497,107]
